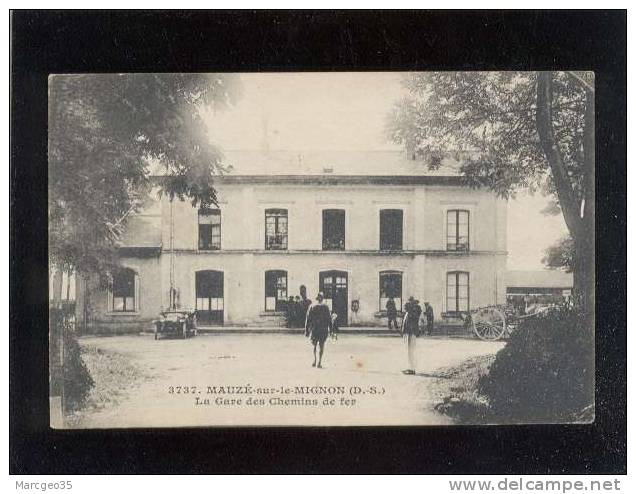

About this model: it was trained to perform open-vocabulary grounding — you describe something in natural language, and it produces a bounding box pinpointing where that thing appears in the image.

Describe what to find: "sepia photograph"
[47,71,596,429]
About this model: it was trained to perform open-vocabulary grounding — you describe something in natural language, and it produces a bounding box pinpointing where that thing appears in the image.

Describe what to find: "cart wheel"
[472,307,506,341]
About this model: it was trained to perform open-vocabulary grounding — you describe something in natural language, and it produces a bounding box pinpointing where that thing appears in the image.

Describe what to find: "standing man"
[285,296,295,328]
[386,297,398,331]
[423,302,434,336]
[305,292,332,368]
[401,296,422,375]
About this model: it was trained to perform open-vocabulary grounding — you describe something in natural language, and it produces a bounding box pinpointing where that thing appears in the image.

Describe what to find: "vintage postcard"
[48,71,595,428]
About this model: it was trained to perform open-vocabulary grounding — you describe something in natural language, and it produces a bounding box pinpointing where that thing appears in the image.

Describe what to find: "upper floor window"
[265,209,288,250]
[379,271,402,312]
[322,209,345,250]
[198,208,221,250]
[447,271,469,314]
[380,209,403,251]
[265,270,288,311]
[111,268,137,312]
[447,209,469,251]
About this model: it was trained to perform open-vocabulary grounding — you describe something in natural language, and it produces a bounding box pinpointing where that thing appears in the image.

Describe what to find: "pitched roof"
[506,270,573,288]
[221,149,462,177]
[148,149,464,179]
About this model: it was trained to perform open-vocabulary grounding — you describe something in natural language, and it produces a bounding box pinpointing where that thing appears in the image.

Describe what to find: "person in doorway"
[423,302,434,336]
[293,295,302,327]
[400,296,422,375]
[305,292,332,368]
[386,297,399,331]
[285,296,296,328]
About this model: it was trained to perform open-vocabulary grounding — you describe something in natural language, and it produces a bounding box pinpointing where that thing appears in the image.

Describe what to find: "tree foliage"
[49,74,241,277]
[388,72,587,198]
[478,307,594,423]
[542,235,575,273]
[387,71,594,310]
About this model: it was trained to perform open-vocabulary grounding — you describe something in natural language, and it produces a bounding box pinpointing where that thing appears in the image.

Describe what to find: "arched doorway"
[195,270,224,325]
[319,270,348,326]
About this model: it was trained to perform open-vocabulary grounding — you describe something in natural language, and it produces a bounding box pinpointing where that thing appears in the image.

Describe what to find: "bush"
[478,307,594,423]
[62,330,94,412]
[51,307,94,412]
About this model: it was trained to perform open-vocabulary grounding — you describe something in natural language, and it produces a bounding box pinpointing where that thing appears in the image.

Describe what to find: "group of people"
[386,297,434,336]
[302,291,434,375]
[284,294,312,328]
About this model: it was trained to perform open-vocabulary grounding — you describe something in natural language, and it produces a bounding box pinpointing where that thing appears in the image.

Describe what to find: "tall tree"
[49,74,241,285]
[387,71,594,316]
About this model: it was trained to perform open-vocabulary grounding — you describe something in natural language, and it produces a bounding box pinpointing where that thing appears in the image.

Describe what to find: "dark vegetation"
[437,306,594,424]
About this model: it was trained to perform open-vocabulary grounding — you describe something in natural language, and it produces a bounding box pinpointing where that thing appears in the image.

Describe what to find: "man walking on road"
[305,292,332,368]
[401,296,422,375]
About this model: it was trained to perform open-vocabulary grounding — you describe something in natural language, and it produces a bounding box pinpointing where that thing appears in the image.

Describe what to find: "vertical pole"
[60,316,65,417]
[65,270,71,301]
[84,275,89,333]
[169,199,175,309]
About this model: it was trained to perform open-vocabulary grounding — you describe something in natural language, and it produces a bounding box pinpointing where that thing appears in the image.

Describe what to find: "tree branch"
[566,71,595,94]
[536,72,582,237]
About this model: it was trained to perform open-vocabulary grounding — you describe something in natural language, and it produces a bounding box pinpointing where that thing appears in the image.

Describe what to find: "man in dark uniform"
[423,302,434,336]
[305,292,332,368]
[386,297,398,330]
[285,296,295,328]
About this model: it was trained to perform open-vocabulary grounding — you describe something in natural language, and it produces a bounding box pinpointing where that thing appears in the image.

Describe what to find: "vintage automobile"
[153,309,198,340]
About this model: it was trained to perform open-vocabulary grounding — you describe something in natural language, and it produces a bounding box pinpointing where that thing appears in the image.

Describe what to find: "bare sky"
[204,73,568,270]
[204,72,405,151]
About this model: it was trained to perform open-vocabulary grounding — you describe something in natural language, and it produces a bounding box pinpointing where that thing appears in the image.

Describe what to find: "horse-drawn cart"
[466,304,543,341]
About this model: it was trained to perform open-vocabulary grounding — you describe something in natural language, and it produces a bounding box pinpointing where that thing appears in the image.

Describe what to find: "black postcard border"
[10,10,627,474]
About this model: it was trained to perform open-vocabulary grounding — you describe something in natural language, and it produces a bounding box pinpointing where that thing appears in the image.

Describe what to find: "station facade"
[77,168,508,332]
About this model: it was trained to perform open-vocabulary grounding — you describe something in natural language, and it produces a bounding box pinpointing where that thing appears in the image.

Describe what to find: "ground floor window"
[446,271,469,314]
[265,270,288,311]
[111,268,137,312]
[379,271,402,311]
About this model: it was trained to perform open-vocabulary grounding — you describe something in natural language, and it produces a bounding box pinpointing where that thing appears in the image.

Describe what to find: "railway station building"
[76,150,508,332]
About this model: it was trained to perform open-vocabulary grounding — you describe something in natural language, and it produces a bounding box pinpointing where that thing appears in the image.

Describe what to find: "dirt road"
[66,333,504,428]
